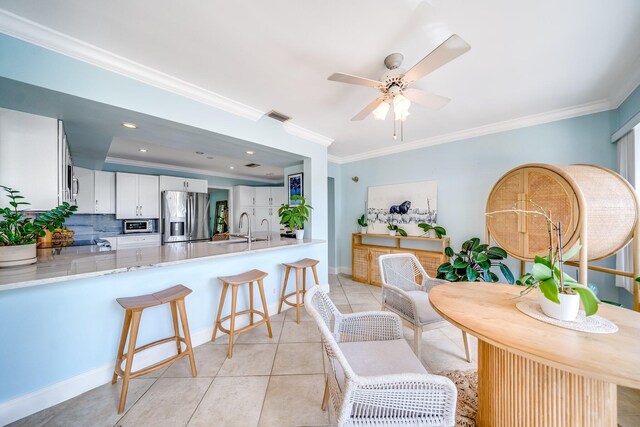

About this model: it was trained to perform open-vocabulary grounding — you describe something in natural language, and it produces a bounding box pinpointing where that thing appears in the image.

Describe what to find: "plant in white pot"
[0,186,77,267]
[357,214,368,234]
[487,201,599,320]
[386,223,407,237]
[418,222,446,238]
[278,195,312,240]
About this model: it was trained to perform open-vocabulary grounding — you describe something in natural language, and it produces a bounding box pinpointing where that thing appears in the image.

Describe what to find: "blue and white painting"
[367,181,437,235]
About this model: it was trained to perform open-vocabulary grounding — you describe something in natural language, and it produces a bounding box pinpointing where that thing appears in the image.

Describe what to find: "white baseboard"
[328,267,339,275]
[0,298,307,425]
[339,267,352,275]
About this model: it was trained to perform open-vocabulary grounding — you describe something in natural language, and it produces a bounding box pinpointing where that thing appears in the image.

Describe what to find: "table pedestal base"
[477,340,617,427]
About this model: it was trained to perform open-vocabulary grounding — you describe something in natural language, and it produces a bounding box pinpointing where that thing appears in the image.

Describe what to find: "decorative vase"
[295,229,305,240]
[538,291,580,321]
[388,230,396,236]
[360,226,368,234]
[0,243,37,267]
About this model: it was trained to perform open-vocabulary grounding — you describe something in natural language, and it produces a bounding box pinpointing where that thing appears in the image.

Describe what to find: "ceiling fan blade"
[328,72,382,88]
[403,34,470,83]
[404,88,450,110]
[351,97,386,121]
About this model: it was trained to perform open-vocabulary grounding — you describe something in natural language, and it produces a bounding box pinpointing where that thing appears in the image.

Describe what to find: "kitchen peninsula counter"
[0,237,325,291]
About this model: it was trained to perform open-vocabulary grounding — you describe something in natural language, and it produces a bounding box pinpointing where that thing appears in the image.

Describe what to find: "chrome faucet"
[261,218,271,241]
[239,212,252,243]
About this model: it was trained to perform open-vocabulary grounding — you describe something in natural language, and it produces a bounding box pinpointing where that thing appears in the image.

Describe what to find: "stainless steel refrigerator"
[161,191,211,244]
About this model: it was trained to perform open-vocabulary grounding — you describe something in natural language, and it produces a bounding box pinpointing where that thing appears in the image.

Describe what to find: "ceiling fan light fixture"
[393,94,411,119]
[372,101,390,120]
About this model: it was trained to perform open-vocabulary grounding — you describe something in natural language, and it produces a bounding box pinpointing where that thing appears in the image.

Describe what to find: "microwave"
[123,219,154,234]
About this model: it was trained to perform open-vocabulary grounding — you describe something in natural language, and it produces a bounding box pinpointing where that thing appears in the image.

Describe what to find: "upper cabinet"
[116,173,159,219]
[74,167,116,214]
[0,108,75,210]
[159,175,208,193]
[234,186,255,206]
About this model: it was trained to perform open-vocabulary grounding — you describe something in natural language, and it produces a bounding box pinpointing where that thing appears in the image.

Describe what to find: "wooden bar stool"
[212,269,273,358]
[278,258,320,323]
[112,284,196,414]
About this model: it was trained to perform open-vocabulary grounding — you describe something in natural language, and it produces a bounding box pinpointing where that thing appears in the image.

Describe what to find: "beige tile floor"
[10,274,640,427]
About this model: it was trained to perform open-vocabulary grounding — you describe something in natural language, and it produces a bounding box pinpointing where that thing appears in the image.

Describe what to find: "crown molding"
[104,157,283,184]
[282,121,334,147]
[611,53,640,108]
[328,99,613,164]
[0,9,336,147]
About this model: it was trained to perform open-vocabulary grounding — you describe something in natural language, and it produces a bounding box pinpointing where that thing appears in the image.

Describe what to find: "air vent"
[245,163,261,168]
[265,110,291,122]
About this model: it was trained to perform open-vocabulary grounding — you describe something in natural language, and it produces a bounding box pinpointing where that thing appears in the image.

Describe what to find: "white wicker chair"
[378,253,471,361]
[304,286,457,427]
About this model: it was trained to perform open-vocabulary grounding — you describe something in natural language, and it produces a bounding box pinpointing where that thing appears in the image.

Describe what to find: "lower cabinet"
[351,233,450,286]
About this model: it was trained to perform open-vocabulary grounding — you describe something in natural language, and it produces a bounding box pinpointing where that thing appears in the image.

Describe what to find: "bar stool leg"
[312,265,319,286]
[303,268,307,295]
[112,309,132,384]
[176,298,197,377]
[228,285,239,358]
[118,309,142,414]
[170,301,182,355]
[212,282,229,342]
[295,268,302,324]
[257,278,273,338]
[249,281,254,325]
[278,266,291,314]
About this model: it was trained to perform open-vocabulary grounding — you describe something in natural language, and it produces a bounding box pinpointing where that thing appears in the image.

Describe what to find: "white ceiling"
[1,0,639,160]
[107,137,285,181]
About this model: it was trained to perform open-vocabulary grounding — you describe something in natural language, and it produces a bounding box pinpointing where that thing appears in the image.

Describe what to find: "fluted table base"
[477,340,617,427]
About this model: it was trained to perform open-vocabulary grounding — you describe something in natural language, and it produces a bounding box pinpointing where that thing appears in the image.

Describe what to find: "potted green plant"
[487,201,599,320]
[437,237,514,283]
[278,195,312,240]
[357,214,368,234]
[386,223,407,237]
[418,222,446,238]
[0,186,77,267]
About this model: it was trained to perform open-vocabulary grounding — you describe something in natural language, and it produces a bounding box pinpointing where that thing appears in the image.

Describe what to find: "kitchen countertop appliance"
[162,191,211,244]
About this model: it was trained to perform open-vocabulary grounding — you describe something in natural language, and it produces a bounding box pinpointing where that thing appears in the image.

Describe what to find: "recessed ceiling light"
[195,151,204,155]
[121,122,138,129]
[138,148,147,153]
[245,150,254,155]
[206,156,214,159]
[229,166,235,170]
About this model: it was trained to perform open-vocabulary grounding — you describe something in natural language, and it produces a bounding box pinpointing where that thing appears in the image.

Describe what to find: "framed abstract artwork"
[288,172,303,205]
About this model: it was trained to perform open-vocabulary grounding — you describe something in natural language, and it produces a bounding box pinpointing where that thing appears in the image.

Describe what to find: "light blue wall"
[328,177,336,268]
[614,84,640,132]
[333,111,625,303]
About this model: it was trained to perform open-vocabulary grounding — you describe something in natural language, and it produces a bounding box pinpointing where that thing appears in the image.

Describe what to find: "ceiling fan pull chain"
[401,120,404,142]
[393,109,397,140]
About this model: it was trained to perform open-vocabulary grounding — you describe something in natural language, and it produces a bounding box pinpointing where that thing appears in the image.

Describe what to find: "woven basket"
[486,163,638,261]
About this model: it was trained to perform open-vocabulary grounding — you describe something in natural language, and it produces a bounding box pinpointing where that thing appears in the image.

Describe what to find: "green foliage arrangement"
[418,223,446,238]
[386,223,407,237]
[278,195,312,231]
[0,186,77,246]
[437,237,514,283]
[357,214,368,228]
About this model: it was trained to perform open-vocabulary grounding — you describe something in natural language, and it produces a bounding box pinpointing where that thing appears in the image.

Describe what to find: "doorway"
[209,188,230,237]
[327,177,336,271]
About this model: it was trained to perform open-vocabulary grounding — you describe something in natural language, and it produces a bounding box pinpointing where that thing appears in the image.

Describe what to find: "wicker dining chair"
[378,253,471,361]
[305,286,457,427]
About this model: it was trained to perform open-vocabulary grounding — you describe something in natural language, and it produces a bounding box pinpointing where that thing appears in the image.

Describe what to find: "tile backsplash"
[61,214,124,239]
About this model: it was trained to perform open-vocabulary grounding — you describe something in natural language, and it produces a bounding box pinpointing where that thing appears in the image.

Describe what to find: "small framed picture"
[288,172,303,205]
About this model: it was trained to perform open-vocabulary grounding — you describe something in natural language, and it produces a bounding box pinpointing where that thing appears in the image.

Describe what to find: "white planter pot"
[360,226,368,234]
[538,290,580,321]
[427,229,436,238]
[388,230,396,236]
[0,243,37,267]
[295,229,305,240]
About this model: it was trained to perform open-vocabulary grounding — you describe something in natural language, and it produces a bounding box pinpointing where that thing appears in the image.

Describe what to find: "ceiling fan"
[327,34,470,140]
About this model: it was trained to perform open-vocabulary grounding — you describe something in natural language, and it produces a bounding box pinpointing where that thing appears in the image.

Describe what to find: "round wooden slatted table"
[429,282,640,427]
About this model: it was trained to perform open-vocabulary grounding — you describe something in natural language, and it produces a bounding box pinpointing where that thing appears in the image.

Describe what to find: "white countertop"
[0,237,325,291]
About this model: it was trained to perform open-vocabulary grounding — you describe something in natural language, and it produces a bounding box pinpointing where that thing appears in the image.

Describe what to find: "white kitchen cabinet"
[231,186,285,233]
[254,188,271,207]
[116,173,159,219]
[159,175,208,193]
[234,186,255,206]
[271,187,285,208]
[117,234,161,249]
[74,167,116,214]
[0,108,74,210]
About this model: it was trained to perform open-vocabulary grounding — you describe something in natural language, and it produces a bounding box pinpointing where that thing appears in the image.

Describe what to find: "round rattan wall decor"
[486,163,638,262]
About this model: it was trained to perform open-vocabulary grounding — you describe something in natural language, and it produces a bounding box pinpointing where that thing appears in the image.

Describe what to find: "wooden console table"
[430,282,640,427]
[351,233,449,286]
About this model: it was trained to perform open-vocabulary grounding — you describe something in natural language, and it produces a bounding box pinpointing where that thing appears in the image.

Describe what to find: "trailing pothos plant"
[487,200,599,316]
[437,237,515,283]
[0,186,77,246]
[417,223,446,238]
[278,195,312,231]
[387,223,407,236]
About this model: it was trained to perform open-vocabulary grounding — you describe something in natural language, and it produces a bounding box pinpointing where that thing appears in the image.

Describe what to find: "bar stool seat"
[278,258,320,323]
[112,285,196,414]
[212,269,273,358]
